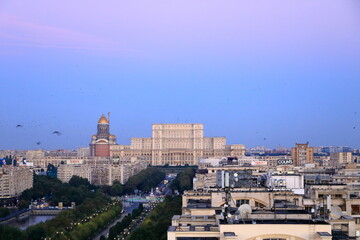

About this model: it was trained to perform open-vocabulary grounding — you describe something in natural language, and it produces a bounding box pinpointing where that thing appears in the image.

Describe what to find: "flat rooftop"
[219,219,330,225]
[168,225,219,232]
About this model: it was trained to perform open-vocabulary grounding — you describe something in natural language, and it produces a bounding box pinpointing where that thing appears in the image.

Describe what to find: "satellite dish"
[239,204,252,218]
[330,205,342,220]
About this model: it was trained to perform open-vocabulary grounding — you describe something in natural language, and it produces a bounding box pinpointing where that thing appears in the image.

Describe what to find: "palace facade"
[109,123,245,166]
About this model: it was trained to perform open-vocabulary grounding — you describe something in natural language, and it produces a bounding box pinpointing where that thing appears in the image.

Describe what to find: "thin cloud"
[0,41,141,52]
[0,13,140,52]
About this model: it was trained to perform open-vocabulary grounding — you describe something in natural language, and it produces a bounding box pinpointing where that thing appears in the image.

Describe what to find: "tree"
[110,181,124,196]
[17,200,28,210]
[0,225,25,240]
[170,167,196,193]
[127,196,182,240]
[26,224,46,240]
[0,207,10,217]
[69,176,91,188]
[9,175,115,240]
[124,168,165,194]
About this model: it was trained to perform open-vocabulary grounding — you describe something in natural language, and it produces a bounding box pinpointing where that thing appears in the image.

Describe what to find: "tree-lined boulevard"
[0,166,196,240]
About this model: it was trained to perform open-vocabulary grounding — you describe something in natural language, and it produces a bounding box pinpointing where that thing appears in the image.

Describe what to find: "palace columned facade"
[109,123,245,166]
[89,115,245,166]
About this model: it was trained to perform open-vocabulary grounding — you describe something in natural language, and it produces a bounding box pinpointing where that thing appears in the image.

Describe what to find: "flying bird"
[16,124,23,128]
[52,131,61,135]
[36,141,41,145]
[263,138,267,140]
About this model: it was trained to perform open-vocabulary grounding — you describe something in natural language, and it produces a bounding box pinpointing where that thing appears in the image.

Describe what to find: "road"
[92,202,139,240]
[123,175,176,238]
[92,174,176,240]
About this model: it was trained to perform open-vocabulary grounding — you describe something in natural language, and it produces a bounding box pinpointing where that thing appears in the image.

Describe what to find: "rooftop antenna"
[222,171,231,223]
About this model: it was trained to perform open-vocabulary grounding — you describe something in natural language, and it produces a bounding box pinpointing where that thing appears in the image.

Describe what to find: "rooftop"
[219,219,330,225]
[168,225,219,232]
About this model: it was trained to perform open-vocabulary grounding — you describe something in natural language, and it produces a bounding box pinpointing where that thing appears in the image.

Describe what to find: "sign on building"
[277,159,293,165]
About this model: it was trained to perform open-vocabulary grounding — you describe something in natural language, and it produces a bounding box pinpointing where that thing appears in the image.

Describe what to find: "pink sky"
[1,0,360,150]
[1,0,359,58]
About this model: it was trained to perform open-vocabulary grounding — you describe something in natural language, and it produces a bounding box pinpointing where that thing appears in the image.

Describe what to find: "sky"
[1,0,360,150]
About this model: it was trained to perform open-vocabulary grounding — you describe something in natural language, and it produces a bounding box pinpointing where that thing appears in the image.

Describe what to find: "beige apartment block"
[332,164,360,186]
[0,166,33,198]
[256,155,293,167]
[57,156,147,186]
[330,152,352,166]
[30,156,89,169]
[168,189,331,240]
[25,150,46,160]
[90,164,111,185]
[77,147,90,157]
[292,143,314,166]
[109,157,148,184]
[168,224,332,240]
[182,189,303,212]
[111,124,245,166]
[57,164,92,183]
[0,150,27,159]
[194,163,269,191]
[303,183,360,237]
[313,155,331,167]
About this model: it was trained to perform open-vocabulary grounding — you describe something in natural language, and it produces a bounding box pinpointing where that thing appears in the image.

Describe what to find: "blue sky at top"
[0,0,359,150]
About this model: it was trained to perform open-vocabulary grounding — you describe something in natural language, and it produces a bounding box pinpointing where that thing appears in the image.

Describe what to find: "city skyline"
[1,116,359,151]
[1,0,360,150]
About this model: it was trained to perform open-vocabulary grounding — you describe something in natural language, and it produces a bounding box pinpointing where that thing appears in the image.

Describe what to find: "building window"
[352,205,360,215]
[236,199,249,207]
[255,201,266,208]
[263,239,286,240]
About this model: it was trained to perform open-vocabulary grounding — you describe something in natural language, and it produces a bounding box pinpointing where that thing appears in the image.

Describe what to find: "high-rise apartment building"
[0,167,33,198]
[57,157,147,185]
[292,143,314,166]
[57,164,92,183]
